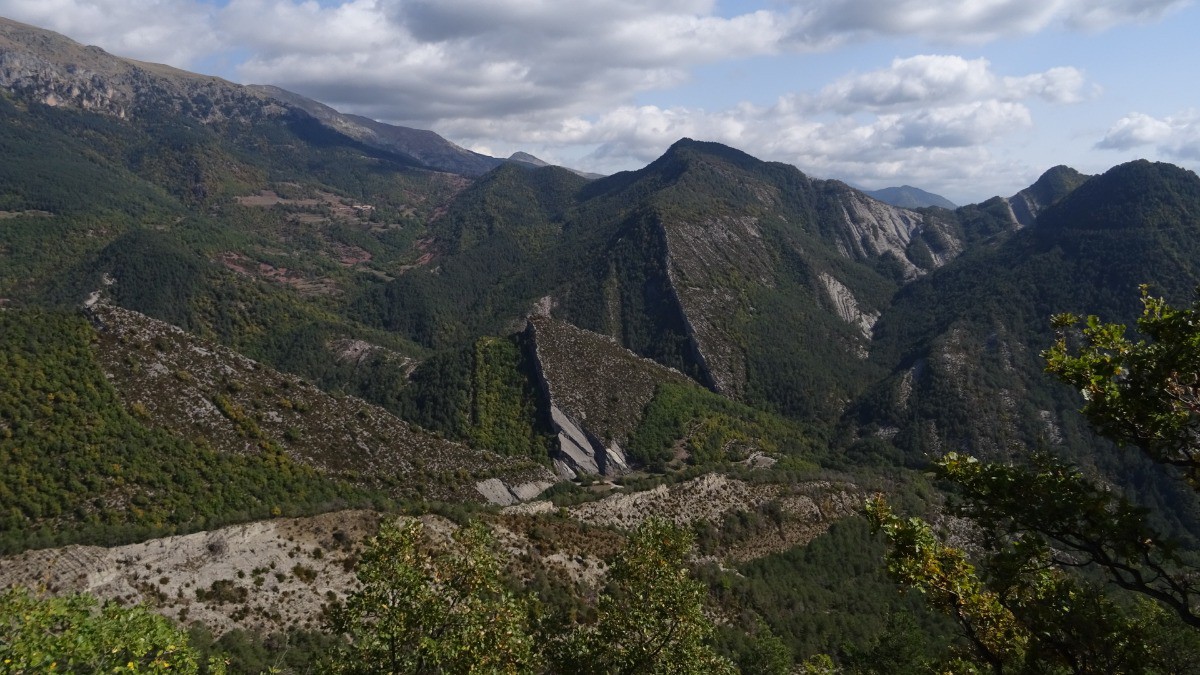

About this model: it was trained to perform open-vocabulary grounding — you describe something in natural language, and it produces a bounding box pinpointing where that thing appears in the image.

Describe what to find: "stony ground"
[0,474,863,635]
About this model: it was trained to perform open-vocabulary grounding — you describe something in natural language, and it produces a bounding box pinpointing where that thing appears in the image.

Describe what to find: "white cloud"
[1098,111,1200,160]
[808,55,1092,113]
[223,0,793,126]
[0,0,1155,131]
[433,88,1041,200]
[386,50,1093,203]
[788,0,1191,45]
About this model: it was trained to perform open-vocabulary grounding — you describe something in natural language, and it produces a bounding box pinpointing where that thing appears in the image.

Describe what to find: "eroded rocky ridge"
[660,213,773,396]
[86,298,554,504]
[818,272,879,341]
[519,473,862,562]
[0,17,281,123]
[526,315,690,478]
[0,472,862,635]
[0,17,503,176]
[834,189,964,276]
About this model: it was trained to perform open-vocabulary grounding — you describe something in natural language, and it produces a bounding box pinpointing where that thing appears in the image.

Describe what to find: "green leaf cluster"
[0,587,223,674]
[327,519,540,674]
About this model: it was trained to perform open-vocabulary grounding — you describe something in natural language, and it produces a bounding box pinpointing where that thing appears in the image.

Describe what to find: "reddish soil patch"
[215,251,338,296]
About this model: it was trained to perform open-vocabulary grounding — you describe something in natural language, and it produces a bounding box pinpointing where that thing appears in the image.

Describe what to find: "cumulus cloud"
[787,0,1191,46]
[807,55,1093,113]
[429,55,1078,193]
[224,0,792,126]
[0,0,1160,128]
[1098,111,1200,160]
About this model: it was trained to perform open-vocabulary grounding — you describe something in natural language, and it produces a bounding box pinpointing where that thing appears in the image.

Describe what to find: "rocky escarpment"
[526,315,690,478]
[518,473,862,562]
[86,298,554,504]
[1006,165,1090,228]
[834,189,963,277]
[0,17,282,124]
[660,213,775,397]
[818,272,879,342]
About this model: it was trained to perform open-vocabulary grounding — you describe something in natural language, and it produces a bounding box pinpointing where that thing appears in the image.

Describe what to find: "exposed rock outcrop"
[0,17,282,124]
[85,298,554,504]
[567,474,862,561]
[525,316,689,478]
[660,214,774,396]
[0,510,383,636]
[818,272,879,340]
[834,190,968,277]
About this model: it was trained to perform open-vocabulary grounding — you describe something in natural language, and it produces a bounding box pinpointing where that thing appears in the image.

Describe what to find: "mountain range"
[3,14,1200,670]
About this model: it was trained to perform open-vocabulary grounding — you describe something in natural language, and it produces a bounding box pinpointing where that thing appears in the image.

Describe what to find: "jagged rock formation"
[660,212,774,396]
[0,16,283,124]
[526,315,689,478]
[819,272,878,341]
[86,298,555,504]
[833,188,963,277]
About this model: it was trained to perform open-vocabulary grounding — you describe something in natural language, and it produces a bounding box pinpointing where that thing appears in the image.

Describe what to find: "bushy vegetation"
[868,292,1200,672]
[0,587,223,674]
[628,382,822,468]
[0,309,374,553]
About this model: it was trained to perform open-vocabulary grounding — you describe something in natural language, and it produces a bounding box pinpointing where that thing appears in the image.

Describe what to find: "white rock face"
[473,478,555,506]
[1006,193,1039,229]
[818,272,879,340]
[547,406,629,479]
[838,194,926,276]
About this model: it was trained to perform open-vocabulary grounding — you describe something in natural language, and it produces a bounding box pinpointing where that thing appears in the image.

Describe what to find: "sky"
[2,0,1197,204]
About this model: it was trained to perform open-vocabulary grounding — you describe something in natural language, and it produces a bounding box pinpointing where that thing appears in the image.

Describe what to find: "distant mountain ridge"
[865,185,956,209]
[508,150,604,179]
[0,16,566,177]
[245,84,504,176]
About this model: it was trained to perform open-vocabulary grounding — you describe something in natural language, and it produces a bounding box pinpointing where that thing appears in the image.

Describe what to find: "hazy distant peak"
[505,151,604,179]
[508,151,550,167]
[865,185,957,209]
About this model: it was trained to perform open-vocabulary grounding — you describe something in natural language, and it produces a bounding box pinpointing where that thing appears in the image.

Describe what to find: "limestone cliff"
[525,315,689,478]
[0,17,281,123]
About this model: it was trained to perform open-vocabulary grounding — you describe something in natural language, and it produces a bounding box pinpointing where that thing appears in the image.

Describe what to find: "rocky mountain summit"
[0,16,280,123]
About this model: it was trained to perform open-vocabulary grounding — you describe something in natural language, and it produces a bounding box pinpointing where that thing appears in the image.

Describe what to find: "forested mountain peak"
[1004,164,1089,229]
[1036,159,1200,232]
